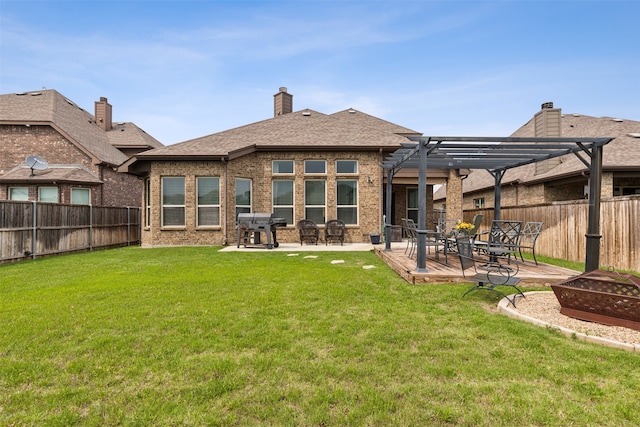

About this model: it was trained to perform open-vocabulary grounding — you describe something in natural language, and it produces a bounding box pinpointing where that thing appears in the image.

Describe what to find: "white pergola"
[381,136,614,273]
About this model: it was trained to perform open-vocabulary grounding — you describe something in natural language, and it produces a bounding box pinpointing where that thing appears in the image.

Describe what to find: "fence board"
[464,195,639,272]
[0,201,140,263]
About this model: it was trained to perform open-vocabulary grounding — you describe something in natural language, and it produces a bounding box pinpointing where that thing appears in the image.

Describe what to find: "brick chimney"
[274,87,293,117]
[534,101,563,175]
[94,97,113,131]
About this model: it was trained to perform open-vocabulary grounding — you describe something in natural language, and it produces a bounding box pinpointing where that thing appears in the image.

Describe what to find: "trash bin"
[369,234,381,244]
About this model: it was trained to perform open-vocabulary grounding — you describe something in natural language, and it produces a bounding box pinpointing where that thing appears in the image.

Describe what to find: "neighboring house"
[120,87,451,247]
[434,102,640,209]
[0,90,163,206]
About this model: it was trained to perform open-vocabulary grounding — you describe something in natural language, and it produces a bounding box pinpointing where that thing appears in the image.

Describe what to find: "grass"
[1,247,639,426]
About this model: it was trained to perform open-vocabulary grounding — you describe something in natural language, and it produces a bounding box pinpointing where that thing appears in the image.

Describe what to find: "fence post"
[31,201,37,259]
[127,207,131,246]
[89,205,93,251]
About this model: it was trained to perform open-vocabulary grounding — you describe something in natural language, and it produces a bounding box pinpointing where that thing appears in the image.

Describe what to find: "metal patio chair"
[456,234,525,307]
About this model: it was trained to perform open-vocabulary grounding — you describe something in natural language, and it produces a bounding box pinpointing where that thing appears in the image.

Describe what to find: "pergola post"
[491,170,505,221]
[416,140,428,272]
[585,144,604,272]
[384,167,393,251]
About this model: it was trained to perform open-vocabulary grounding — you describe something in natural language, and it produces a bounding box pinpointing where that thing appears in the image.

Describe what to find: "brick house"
[120,88,454,246]
[0,90,163,206]
[434,102,640,209]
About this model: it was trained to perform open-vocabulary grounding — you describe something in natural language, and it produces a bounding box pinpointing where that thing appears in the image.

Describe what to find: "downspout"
[384,166,393,251]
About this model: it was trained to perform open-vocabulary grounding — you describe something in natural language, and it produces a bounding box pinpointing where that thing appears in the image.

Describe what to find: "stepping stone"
[304,255,318,259]
[287,253,299,257]
[331,260,345,264]
[363,265,375,270]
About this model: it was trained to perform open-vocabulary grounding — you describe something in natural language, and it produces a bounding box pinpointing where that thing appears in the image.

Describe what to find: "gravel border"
[499,291,640,352]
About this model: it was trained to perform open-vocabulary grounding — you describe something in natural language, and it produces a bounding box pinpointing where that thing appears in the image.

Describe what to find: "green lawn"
[1,247,638,426]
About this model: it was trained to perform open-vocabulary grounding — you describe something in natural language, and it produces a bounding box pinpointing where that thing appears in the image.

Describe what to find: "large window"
[9,187,28,201]
[304,160,326,174]
[337,180,357,224]
[304,180,326,224]
[273,160,294,174]
[235,178,252,220]
[197,177,220,227]
[145,179,151,228]
[70,188,90,205]
[162,177,185,227]
[273,180,294,225]
[407,188,418,223]
[38,187,58,203]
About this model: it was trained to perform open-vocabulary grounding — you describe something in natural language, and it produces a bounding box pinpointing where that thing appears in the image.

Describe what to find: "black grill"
[237,213,287,249]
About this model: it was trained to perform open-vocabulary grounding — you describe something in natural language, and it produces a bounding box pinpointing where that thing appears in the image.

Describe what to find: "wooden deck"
[375,241,580,286]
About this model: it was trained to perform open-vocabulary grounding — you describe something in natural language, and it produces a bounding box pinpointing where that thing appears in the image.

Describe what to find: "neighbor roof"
[0,90,162,165]
[440,114,640,197]
[0,164,103,185]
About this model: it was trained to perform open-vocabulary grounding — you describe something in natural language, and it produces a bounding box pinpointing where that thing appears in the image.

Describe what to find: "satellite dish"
[25,155,49,176]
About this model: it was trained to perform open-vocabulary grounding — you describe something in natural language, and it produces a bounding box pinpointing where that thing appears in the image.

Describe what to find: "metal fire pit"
[237,213,287,249]
[551,270,640,331]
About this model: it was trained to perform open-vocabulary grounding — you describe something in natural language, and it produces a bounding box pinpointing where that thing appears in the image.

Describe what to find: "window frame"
[336,179,358,225]
[407,187,419,223]
[161,177,186,228]
[272,160,294,175]
[304,160,326,175]
[70,188,90,205]
[336,160,358,175]
[38,187,59,203]
[473,197,485,209]
[272,179,294,226]
[9,187,29,201]
[196,176,221,228]
[144,179,151,228]
[235,178,252,221]
[304,179,326,224]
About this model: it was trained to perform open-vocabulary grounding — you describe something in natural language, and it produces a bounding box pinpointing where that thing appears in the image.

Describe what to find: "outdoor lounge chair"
[297,219,319,245]
[456,234,525,307]
[324,219,345,245]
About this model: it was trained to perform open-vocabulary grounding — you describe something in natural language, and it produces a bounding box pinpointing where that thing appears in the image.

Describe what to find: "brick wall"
[0,124,141,207]
[143,151,386,246]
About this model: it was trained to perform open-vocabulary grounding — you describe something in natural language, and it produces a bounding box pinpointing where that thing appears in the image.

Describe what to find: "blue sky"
[1,0,639,145]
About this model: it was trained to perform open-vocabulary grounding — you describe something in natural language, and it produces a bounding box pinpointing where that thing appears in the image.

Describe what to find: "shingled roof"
[126,107,420,164]
[435,113,640,198]
[0,90,162,166]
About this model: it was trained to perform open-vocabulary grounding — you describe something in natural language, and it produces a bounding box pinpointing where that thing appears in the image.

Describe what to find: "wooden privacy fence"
[0,201,141,263]
[463,195,639,272]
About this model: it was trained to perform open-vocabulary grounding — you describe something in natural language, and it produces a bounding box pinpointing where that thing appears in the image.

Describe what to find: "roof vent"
[628,133,640,138]
[348,108,356,114]
[541,102,554,109]
[302,111,311,116]
[611,118,624,122]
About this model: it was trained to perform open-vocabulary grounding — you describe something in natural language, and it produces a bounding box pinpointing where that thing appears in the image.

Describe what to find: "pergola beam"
[383,135,614,273]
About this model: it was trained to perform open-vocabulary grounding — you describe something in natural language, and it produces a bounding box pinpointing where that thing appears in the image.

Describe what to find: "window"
[273,180,294,225]
[70,188,90,205]
[9,187,28,201]
[336,160,358,174]
[197,177,220,227]
[38,187,58,203]
[337,180,358,224]
[144,179,151,228]
[235,178,252,220]
[272,160,294,174]
[407,188,418,223]
[473,197,485,209]
[304,180,326,224]
[162,177,185,227]
[304,160,326,174]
